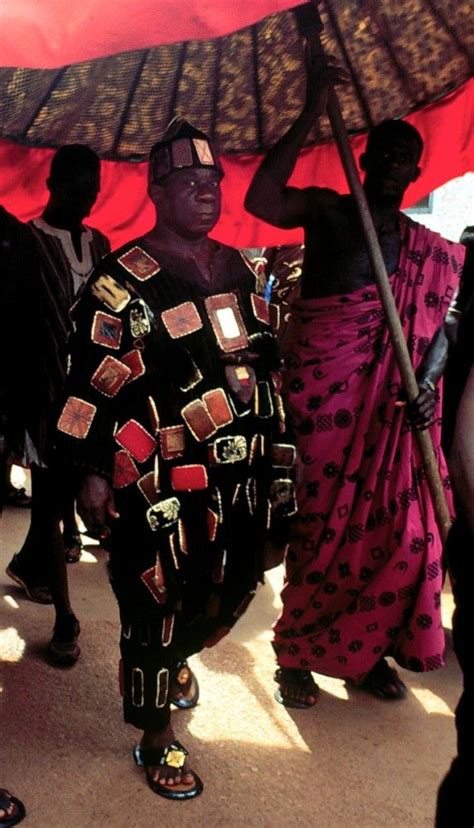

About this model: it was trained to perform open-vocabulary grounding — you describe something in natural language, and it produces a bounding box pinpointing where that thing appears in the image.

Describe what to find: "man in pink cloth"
[246,57,465,706]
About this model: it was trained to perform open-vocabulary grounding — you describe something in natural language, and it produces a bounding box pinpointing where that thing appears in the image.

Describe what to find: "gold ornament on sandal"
[163,746,187,769]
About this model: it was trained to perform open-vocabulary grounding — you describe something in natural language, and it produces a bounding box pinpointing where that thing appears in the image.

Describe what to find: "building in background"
[404,172,474,242]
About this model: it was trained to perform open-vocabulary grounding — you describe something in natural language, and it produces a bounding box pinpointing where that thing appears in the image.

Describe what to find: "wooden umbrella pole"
[301,6,451,541]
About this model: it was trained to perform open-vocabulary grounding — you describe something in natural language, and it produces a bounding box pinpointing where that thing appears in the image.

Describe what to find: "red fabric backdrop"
[1,77,473,249]
[0,1,299,69]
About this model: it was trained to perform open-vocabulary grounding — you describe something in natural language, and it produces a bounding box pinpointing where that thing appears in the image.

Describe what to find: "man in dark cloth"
[1,205,80,662]
[56,119,295,799]
[245,57,465,707]
[6,145,109,616]
[436,245,474,826]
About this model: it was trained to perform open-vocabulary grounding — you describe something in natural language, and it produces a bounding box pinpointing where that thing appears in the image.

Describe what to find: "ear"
[148,180,164,203]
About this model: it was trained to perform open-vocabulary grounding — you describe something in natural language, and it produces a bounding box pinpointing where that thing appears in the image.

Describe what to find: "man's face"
[361,135,421,205]
[152,167,222,239]
[50,168,101,222]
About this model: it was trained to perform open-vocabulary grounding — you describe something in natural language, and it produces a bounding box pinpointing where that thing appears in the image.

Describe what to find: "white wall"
[404,172,474,243]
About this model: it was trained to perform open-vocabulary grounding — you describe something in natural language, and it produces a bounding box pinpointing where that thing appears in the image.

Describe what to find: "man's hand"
[78,474,119,540]
[395,382,437,430]
[305,43,349,115]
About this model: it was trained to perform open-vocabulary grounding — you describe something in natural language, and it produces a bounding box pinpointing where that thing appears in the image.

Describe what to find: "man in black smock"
[57,120,295,800]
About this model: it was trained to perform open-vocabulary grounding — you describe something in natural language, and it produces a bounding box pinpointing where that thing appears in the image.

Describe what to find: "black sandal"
[170,661,200,710]
[47,615,81,667]
[0,789,25,827]
[359,658,407,701]
[6,555,53,604]
[274,667,319,709]
[133,742,203,800]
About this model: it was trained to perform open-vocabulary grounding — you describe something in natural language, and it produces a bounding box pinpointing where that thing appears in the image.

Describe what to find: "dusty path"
[0,506,459,827]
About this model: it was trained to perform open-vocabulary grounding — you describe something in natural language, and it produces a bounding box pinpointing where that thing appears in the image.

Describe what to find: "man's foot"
[359,658,407,700]
[63,531,82,564]
[47,614,81,667]
[135,724,203,800]
[169,661,200,709]
[274,667,319,708]
[6,555,53,604]
[0,788,26,826]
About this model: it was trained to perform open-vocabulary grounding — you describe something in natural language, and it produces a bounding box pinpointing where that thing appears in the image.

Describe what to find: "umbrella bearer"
[56,119,296,800]
[245,39,466,707]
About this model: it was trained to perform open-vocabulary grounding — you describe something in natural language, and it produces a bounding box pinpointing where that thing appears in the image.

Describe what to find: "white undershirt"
[32,217,94,295]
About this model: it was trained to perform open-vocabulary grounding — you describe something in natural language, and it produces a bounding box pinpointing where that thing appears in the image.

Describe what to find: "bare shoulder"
[303,187,345,224]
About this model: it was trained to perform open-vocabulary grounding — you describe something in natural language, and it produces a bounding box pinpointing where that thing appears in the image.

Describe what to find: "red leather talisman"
[118,246,161,281]
[91,311,123,350]
[160,425,185,459]
[204,293,248,353]
[113,450,140,488]
[121,349,145,381]
[171,464,208,491]
[141,559,167,604]
[271,444,296,468]
[161,301,202,338]
[57,396,96,439]
[137,471,161,504]
[181,399,217,442]
[269,303,281,332]
[115,419,157,462]
[91,355,131,397]
[250,293,270,325]
[202,388,233,428]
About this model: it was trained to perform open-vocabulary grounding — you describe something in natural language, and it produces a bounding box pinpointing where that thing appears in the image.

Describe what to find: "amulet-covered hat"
[149,117,224,182]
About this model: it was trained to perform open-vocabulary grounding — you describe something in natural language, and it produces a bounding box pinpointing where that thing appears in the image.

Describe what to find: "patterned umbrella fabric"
[1,1,472,160]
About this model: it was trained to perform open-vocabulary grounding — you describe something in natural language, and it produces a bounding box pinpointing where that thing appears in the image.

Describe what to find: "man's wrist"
[418,377,436,393]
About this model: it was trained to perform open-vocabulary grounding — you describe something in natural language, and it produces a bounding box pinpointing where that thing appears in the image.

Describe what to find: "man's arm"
[450,365,474,535]
[244,52,346,229]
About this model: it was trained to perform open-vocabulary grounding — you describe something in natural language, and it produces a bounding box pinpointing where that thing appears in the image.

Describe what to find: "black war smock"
[57,238,296,730]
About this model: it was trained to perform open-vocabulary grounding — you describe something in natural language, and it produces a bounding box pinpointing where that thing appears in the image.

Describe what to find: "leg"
[436,518,474,826]
[120,619,202,799]
[359,658,407,700]
[7,465,53,602]
[8,464,80,663]
[61,487,82,564]
[274,667,319,708]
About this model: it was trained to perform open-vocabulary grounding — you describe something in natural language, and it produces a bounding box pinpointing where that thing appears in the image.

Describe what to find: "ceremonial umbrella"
[0,0,473,248]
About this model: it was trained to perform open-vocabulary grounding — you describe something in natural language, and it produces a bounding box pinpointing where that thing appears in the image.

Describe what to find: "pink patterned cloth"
[274,216,465,681]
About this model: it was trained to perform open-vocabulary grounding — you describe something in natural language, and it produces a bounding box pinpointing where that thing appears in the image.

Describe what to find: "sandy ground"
[0,505,460,828]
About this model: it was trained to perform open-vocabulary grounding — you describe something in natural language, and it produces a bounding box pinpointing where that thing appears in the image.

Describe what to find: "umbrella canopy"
[0,1,473,247]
